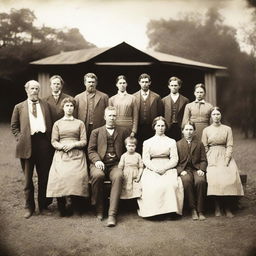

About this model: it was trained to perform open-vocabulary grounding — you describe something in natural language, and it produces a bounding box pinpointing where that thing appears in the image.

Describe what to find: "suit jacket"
[88,125,129,164]
[10,99,52,159]
[176,137,207,175]
[74,90,109,131]
[133,90,163,125]
[162,94,189,127]
[43,92,70,123]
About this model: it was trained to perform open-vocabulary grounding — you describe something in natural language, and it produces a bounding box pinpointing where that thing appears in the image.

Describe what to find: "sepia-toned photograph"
[0,0,256,255]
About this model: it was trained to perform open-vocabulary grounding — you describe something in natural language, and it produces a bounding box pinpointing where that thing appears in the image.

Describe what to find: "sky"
[0,0,254,50]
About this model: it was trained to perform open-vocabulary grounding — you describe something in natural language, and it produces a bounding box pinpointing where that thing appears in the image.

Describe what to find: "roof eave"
[161,61,227,71]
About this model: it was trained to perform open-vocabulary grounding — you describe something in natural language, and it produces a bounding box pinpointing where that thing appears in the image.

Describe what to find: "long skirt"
[137,167,184,217]
[47,148,89,197]
[206,146,244,196]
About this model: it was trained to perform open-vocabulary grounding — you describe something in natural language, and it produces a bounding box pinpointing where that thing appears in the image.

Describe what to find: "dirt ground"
[0,123,256,256]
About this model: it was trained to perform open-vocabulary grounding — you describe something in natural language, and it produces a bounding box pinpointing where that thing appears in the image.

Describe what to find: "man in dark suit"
[133,73,163,153]
[88,106,129,227]
[162,76,189,141]
[176,121,207,221]
[75,73,109,139]
[43,75,71,123]
[11,80,53,218]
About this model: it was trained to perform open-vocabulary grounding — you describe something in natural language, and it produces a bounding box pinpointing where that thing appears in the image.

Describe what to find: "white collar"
[62,116,74,121]
[141,90,149,96]
[170,93,179,97]
[52,91,61,97]
[195,99,205,103]
[28,99,39,104]
[118,91,127,96]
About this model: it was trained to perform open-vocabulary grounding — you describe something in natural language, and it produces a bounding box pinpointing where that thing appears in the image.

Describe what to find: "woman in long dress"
[137,116,184,217]
[202,107,244,217]
[47,97,89,216]
[182,83,212,140]
[109,75,138,137]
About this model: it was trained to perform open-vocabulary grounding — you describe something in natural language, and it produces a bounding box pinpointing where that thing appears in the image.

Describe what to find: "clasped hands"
[149,167,166,175]
[61,143,75,153]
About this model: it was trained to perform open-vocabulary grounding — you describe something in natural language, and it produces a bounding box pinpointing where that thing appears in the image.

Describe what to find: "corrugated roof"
[30,42,226,70]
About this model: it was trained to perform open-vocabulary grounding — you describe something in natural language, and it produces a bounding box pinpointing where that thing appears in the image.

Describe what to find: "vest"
[171,97,180,123]
[103,131,118,165]
[139,94,151,125]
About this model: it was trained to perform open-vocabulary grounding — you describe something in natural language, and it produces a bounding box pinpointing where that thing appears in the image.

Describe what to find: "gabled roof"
[30,42,226,70]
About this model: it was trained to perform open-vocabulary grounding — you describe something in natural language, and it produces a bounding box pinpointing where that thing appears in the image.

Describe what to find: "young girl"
[118,137,143,199]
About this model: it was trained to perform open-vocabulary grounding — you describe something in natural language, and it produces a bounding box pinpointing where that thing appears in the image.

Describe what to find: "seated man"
[176,121,207,220]
[88,106,129,227]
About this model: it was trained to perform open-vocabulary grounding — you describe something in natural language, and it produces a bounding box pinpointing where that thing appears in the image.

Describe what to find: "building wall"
[36,64,217,106]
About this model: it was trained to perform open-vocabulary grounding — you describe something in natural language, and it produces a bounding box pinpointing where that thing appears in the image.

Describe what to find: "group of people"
[10,72,244,227]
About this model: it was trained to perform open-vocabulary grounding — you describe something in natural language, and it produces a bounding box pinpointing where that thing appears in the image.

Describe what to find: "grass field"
[0,123,256,256]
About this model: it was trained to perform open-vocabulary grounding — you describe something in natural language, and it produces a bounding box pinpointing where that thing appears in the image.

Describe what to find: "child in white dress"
[118,137,143,199]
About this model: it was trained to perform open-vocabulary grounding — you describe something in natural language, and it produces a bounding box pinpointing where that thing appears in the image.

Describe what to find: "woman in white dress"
[137,116,184,217]
[202,107,244,217]
[47,97,89,216]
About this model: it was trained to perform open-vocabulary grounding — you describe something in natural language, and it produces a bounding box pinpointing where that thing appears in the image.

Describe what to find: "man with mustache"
[11,80,53,218]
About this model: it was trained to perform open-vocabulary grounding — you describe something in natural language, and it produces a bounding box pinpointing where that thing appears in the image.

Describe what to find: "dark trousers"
[90,163,123,216]
[20,133,53,212]
[137,123,154,154]
[180,170,207,213]
[166,123,182,141]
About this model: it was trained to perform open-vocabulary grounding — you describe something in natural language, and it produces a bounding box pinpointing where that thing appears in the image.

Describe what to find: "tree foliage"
[0,8,95,121]
[147,8,256,137]
[0,8,95,78]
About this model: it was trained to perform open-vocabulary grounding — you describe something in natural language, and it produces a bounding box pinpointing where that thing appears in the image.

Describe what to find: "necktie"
[32,102,37,118]
[53,95,59,103]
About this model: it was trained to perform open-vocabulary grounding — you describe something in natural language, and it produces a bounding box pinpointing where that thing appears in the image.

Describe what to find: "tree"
[246,0,256,8]
[0,8,96,121]
[147,8,256,136]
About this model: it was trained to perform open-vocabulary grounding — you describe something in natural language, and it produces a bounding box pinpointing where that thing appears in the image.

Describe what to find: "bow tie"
[106,126,115,130]
[31,100,39,104]
[195,100,205,104]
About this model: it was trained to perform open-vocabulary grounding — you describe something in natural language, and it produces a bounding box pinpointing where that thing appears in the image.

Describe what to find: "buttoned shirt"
[171,93,179,103]
[52,91,61,102]
[106,127,115,136]
[140,90,149,100]
[28,99,46,135]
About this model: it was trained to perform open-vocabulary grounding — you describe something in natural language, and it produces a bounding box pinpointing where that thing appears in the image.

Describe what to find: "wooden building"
[30,42,226,105]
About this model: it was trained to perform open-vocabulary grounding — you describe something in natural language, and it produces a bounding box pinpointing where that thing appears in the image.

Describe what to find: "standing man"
[176,121,207,221]
[162,76,189,141]
[88,106,129,227]
[11,80,53,218]
[75,73,109,139]
[44,75,70,123]
[133,73,163,153]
